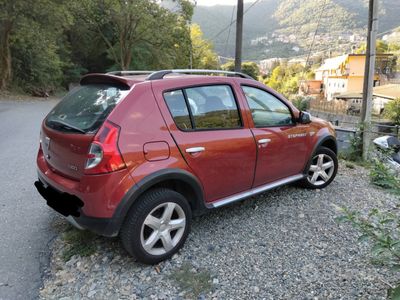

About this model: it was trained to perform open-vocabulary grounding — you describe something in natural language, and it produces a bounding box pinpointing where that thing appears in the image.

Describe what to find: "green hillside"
[192,0,400,61]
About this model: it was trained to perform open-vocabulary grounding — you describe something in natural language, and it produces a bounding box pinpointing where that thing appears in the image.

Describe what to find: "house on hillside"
[333,84,400,115]
[311,53,394,101]
[299,80,322,96]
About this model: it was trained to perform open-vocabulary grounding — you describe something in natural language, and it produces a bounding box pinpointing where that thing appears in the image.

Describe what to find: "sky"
[196,0,253,6]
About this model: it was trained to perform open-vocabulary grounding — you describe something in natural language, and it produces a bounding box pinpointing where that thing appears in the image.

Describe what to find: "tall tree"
[190,24,219,69]
[0,0,71,91]
[0,0,22,90]
[77,0,193,70]
[221,61,260,79]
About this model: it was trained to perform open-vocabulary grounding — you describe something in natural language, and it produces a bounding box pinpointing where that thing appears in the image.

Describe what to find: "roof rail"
[145,69,255,80]
[107,70,154,76]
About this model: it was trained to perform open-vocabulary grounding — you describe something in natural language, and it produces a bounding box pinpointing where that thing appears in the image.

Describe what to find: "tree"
[356,39,390,54]
[0,0,197,92]
[263,62,313,98]
[0,0,72,92]
[0,1,13,90]
[221,61,260,79]
[76,0,193,71]
[190,24,219,69]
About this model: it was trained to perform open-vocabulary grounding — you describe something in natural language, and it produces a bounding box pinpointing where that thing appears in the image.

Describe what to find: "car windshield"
[46,84,129,133]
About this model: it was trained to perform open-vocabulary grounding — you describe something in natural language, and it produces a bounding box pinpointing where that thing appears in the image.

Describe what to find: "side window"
[164,85,242,130]
[242,86,293,127]
[164,90,193,130]
[185,85,241,129]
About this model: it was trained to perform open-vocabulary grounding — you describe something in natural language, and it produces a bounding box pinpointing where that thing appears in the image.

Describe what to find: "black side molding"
[303,135,338,174]
[35,169,205,237]
[110,168,206,233]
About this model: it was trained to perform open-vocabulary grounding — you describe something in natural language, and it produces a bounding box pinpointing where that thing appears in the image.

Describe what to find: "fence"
[334,121,400,153]
[310,98,348,115]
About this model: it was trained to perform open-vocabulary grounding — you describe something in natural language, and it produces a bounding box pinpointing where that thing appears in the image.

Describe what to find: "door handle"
[186,147,205,153]
[258,138,271,144]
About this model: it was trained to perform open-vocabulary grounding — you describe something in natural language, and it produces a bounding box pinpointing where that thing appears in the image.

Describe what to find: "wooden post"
[361,0,378,160]
[234,0,243,72]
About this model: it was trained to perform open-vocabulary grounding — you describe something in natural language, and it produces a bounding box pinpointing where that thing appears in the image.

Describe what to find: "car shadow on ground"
[50,183,316,265]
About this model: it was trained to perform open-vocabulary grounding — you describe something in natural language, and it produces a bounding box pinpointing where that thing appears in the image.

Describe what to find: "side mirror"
[298,111,311,124]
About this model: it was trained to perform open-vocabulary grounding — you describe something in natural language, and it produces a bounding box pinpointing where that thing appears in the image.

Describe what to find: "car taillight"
[38,131,43,154]
[84,121,126,175]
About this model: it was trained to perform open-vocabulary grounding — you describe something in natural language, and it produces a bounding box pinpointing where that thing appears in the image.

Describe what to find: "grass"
[61,228,98,262]
[170,263,212,297]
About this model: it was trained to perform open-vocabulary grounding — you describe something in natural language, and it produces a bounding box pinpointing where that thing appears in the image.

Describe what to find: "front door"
[241,85,309,187]
[153,82,257,202]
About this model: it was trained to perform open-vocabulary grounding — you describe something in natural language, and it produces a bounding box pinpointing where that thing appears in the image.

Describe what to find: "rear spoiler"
[80,74,133,89]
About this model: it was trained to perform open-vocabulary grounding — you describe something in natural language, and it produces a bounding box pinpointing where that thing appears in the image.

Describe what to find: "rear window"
[46,84,129,133]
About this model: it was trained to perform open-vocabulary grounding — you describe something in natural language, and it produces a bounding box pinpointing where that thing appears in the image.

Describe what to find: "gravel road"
[40,163,400,299]
[0,98,60,300]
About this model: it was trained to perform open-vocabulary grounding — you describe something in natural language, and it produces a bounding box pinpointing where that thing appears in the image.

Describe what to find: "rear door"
[152,81,257,203]
[240,85,309,187]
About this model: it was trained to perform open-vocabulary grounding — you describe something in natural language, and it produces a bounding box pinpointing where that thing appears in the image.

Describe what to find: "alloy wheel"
[140,202,186,256]
[307,154,335,186]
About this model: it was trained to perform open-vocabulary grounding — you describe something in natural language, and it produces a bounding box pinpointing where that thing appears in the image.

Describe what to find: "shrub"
[291,95,311,111]
[370,159,400,194]
[337,160,400,298]
[221,61,260,79]
[340,123,363,162]
[337,207,400,298]
[384,98,400,125]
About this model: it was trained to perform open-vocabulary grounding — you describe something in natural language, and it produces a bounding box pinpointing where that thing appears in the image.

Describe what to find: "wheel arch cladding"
[113,168,206,234]
[319,136,338,154]
[304,135,338,174]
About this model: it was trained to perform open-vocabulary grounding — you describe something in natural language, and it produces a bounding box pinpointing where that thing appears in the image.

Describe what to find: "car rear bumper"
[35,176,120,237]
[36,150,135,218]
[35,150,137,236]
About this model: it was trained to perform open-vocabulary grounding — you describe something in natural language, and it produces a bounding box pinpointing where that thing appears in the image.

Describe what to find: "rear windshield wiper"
[47,119,86,134]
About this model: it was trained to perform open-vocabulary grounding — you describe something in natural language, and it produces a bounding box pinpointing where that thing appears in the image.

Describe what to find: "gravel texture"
[40,162,400,299]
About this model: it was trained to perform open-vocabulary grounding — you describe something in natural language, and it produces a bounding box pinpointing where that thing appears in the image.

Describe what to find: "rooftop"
[373,84,400,99]
[334,84,400,100]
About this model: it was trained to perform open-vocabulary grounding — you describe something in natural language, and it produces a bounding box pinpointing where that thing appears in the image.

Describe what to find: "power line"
[377,25,400,37]
[304,0,328,68]
[224,6,236,57]
[211,0,262,40]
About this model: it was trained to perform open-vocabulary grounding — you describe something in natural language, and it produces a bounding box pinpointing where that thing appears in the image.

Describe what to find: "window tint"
[242,86,293,127]
[185,85,241,129]
[46,84,129,133]
[164,90,193,130]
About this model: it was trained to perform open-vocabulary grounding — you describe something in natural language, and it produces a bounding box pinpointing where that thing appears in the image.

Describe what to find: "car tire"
[300,147,338,189]
[120,188,192,265]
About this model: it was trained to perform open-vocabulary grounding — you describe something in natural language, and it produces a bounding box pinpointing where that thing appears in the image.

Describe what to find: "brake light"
[38,131,43,155]
[84,121,126,174]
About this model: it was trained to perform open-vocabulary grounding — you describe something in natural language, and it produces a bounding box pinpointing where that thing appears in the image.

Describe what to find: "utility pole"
[234,0,243,72]
[361,0,378,160]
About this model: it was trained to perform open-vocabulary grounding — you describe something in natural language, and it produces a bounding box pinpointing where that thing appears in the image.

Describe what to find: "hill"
[192,0,400,61]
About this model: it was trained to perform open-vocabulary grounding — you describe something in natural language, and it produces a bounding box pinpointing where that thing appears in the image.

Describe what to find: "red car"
[35,69,338,264]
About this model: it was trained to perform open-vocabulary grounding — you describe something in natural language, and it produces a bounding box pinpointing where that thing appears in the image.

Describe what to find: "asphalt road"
[0,99,60,300]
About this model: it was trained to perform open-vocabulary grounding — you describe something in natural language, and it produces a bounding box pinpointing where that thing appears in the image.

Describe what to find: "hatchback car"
[35,69,338,264]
